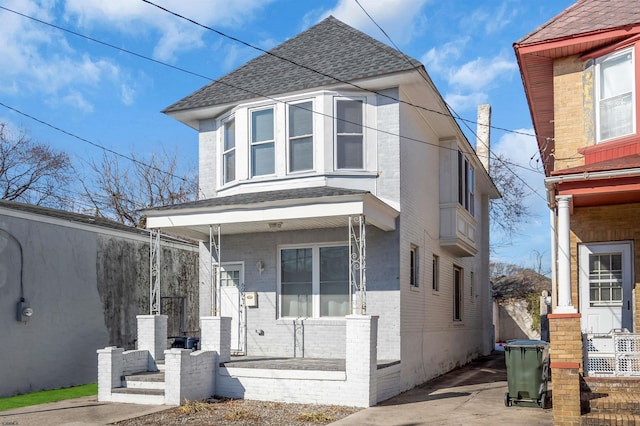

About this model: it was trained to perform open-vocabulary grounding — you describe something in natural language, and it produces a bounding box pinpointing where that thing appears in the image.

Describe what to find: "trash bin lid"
[504,339,548,349]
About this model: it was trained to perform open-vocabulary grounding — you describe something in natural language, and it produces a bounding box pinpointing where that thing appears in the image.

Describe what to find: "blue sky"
[0,0,576,272]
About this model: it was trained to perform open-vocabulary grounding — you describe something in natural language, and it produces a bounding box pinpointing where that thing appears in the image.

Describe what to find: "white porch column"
[345,314,378,407]
[137,315,168,366]
[200,316,231,363]
[555,196,576,313]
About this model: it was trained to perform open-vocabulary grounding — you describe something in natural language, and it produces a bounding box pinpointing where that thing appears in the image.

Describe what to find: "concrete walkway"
[331,351,553,426]
[0,396,169,426]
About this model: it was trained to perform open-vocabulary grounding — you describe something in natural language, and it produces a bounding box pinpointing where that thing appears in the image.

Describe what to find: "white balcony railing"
[584,329,640,377]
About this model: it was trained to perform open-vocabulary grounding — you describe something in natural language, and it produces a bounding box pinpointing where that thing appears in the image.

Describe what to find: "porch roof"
[143,187,399,241]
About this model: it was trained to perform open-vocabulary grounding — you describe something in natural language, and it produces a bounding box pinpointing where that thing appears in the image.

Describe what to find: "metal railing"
[584,329,640,377]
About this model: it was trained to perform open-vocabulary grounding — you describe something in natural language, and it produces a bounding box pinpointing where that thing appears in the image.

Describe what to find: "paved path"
[0,396,169,426]
[331,352,553,426]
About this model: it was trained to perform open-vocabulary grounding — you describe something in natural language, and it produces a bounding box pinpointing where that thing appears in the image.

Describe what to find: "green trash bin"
[503,339,550,409]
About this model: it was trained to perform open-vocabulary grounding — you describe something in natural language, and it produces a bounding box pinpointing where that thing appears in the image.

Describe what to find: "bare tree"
[490,153,531,239]
[0,123,72,207]
[82,150,197,228]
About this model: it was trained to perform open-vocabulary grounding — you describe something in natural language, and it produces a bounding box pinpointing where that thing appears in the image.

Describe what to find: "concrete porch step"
[111,387,165,405]
[581,412,640,426]
[155,360,165,372]
[122,371,165,390]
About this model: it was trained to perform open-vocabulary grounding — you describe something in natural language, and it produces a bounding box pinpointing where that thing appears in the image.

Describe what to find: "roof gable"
[163,16,422,113]
[518,0,640,45]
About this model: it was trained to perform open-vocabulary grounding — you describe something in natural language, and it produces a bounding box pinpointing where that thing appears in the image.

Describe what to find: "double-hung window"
[251,107,275,176]
[288,101,313,172]
[596,47,635,143]
[336,99,364,169]
[458,150,475,216]
[222,118,235,184]
[280,244,350,318]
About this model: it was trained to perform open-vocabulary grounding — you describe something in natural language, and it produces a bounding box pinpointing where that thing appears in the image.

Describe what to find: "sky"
[0,0,577,273]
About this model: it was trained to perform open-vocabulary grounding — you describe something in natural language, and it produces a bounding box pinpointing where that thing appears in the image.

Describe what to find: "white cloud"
[444,92,488,113]
[63,0,277,62]
[448,55,517,91]
[61,91,94,112]
[120,84,135,106]
[469,1,519,34]
[422,38,469,75]
[322,0,430,46]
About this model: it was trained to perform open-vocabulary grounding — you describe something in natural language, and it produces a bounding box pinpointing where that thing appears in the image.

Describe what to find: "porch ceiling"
[144,187,398,241]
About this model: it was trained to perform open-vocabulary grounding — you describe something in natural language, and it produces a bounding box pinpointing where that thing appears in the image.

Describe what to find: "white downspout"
[555,195,576,313]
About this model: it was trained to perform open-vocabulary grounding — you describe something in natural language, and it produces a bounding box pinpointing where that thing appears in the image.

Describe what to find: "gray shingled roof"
[518,0,640,44]
[163,16,422,113]
[145,187,369,212]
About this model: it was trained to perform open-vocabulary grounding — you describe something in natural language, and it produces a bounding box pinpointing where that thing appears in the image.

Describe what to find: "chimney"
[476,104,491,172]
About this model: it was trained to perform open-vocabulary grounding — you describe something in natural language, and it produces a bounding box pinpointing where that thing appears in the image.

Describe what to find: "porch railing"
[584,330,640,377]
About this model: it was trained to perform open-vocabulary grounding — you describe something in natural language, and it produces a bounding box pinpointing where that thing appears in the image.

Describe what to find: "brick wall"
[549,313,582,426]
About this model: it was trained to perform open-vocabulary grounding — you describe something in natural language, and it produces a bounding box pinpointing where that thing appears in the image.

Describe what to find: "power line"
[139,0,549,143]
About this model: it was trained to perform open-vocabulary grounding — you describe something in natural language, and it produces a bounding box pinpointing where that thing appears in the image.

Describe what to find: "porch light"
[268,222,282,229]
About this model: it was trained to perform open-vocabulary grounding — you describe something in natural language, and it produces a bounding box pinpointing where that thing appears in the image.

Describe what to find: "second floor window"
[336,99,364,169]
[223,118,235,184]
[251,107,275,176]
[288,101,313,172]
[458,150,475,216]
[596,47,635,142]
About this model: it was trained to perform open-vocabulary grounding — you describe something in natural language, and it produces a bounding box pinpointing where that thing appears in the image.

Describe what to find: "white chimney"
[476,104,491,172]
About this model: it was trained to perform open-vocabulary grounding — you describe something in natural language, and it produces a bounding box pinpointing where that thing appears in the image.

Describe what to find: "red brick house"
[514,0,640,424]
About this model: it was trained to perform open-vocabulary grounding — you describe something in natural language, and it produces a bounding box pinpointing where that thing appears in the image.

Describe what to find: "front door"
[579,242,633,333]
[219,263,245,355]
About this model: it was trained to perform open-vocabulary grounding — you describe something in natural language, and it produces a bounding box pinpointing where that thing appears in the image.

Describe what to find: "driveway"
[331,351,553,426]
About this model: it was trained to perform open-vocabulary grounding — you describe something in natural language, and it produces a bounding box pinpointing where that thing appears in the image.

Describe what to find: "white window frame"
[595,46,636,143]
[278,242,351,319]
[222,116,236,185]
[458,150,475,216]
[287,100,314,173]
[250,106,276,177]
[334,97,365,170]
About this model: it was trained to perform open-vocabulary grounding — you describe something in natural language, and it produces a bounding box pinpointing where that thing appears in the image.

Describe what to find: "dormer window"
[336,99,364,169]
[596,47,635,143]
[223,118,235,184]
[288,101,313,172]
[251,107,275,176]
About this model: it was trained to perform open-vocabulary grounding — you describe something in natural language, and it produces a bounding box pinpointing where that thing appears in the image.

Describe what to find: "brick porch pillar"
[548,313,582,426]
[200,316,231,363]
[137,315,168,368]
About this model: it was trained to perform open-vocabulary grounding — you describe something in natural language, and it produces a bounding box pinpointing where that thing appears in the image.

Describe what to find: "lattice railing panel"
[584,331,640,377]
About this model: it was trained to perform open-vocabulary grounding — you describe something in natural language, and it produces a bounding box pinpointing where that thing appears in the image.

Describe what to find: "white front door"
[219,263,245,355]
[579,242,633,333]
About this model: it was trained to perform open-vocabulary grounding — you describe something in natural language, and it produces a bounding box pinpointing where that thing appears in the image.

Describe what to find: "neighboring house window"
[251,107,275,176]
[458,150,475,216]
[596,47,635,143]
[336,99,364,169]
[223,118,235,184]
[589,253,623,306]
[280,244,349,318]
[432,254,439,291]
[470,271,475,302]
[453,266,463,321]
[410,245,419,288]
[288,101,313,172]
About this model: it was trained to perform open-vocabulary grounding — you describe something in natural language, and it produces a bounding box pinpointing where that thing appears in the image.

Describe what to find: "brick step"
[111,387,165,405]
[584,392,640,415]
[155,360,165,372]
[122,371,165,390]
[582,412,640,426]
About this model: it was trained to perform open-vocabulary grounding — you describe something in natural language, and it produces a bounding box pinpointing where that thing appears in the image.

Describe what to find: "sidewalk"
[0,396,169,426]
[331,351,553,426]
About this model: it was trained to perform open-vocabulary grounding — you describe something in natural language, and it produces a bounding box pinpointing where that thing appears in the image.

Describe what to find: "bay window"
[251,107,275,176]
[596,47,635,142]
[336,99,364,169]
[288,101,313,172]
[280,244,350,318]
[458,150,475,216]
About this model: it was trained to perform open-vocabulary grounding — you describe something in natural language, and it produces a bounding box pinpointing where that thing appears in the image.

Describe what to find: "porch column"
[137,315,168,366]
[200,316,231,363]
[345,314,378,407]
[555,195,575,313]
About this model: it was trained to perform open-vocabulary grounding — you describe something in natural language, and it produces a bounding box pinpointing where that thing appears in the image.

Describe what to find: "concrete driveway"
[331,352,553,426]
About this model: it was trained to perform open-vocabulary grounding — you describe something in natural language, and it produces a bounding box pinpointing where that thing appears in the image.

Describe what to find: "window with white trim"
[288,101,313,172]
[335,99,364,169]
[222,118,235,184]
[458,150,475,216]
[280,244,350,318]
[453,266,463,321]
[251,107,275,176]
[596,47,635,142]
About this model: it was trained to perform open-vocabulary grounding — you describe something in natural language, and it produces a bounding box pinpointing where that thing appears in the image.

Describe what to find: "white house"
[100,16,499,407]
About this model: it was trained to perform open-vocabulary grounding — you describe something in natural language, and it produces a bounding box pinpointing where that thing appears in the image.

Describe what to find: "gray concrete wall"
[0,209,198,397]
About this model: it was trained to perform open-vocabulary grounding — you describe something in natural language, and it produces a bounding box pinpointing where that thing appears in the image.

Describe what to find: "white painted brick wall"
[164,349,216,405]
[97,346,123,402]
[200,316,231,362]
[136,315,168,366]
